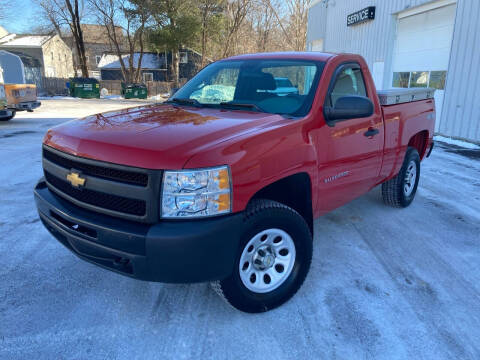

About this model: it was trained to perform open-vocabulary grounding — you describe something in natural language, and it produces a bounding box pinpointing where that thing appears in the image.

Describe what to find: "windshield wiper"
[165,98,202,107]
[219,102,266,113]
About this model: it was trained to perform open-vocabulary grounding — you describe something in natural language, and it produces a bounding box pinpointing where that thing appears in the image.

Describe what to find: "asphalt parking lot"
[1,99,479,359]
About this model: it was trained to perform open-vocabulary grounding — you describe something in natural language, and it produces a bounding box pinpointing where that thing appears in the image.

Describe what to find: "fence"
[38,77,176,98]
[38,77,70,96]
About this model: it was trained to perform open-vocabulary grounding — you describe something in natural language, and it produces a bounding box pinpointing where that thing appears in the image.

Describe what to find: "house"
[0,26,8,39]
[98,49,203,82]
[64,24,125,79]
[98,53,166,82]
[0,33,73,80]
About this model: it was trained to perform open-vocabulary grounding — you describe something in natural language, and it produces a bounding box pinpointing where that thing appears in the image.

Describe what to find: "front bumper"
[34,179,243,283]
[10,101,41,111]
[0,109,14,118]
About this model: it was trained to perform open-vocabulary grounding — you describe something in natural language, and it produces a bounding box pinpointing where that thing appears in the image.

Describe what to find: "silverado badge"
[66,171,86,188]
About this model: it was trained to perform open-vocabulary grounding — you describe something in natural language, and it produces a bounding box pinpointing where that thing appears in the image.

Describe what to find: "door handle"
[364,128,379,137]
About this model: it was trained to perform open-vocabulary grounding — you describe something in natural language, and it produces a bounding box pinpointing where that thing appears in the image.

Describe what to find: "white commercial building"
[307,0,480,143]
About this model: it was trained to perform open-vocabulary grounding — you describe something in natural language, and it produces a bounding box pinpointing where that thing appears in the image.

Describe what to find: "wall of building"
[42,35,74,78]
[0,26,8,39]
[307,0,435,87]
[69,42,115,77]
[306,0,480,143]
[438,0,480,142]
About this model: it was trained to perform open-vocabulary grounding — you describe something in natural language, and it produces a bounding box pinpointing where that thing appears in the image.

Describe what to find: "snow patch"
[434,135,480,150]
[38,96,77,100]
[0,34,51,47]
[101,95,122,100]
[149,93,170,101]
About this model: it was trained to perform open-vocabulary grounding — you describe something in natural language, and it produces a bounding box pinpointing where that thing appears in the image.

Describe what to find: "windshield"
[171,59,324,117]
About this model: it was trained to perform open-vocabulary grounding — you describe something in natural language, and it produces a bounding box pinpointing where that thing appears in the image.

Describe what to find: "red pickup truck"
[35,52,435,312]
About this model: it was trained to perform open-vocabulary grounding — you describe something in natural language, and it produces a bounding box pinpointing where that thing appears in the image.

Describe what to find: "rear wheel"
[382,147,420,207]
[0,110,16,121]
[211,199,312,313]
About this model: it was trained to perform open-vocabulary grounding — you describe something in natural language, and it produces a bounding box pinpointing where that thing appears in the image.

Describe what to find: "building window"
[429,71,447,90]
[392,72,410,88]
[410,71,429,88]
[179,52,188,64]
[96,55,102,65]
[143,72,154,82]
[392,71,447,90]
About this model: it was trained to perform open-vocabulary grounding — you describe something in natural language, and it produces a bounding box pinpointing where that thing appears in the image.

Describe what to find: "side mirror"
[324,95,374,123]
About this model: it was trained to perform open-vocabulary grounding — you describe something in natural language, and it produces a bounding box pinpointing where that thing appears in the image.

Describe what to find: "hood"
[44,103,285,169]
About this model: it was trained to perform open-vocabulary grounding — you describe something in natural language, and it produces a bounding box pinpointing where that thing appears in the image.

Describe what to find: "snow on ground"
[1,100,480,359]
[38,96,78,101]
[434,135,480,149]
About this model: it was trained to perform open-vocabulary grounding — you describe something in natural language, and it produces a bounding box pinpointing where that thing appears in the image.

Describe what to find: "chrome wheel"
[404,160,417,196]
[239,228,296,294]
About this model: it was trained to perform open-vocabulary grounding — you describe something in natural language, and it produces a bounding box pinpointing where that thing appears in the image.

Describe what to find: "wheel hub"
[252,245,276,270]
[238,228,296,294]
[404,160,417,196]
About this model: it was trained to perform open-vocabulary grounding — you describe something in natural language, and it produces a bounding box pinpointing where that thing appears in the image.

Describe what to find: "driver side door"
[316,63,384,213]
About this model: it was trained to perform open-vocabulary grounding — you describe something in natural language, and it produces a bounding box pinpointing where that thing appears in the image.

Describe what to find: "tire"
[211,199,312,313]
[0,110,16,121]
[382,147,421,208]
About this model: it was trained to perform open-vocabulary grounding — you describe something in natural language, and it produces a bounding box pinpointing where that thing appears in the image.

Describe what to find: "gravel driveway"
[1,99,479,359]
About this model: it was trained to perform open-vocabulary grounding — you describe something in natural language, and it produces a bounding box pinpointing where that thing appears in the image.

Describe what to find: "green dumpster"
[69,78,100,99]
[122,83,148,99]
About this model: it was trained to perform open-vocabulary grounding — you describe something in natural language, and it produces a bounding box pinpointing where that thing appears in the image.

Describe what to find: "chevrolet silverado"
[35,52,435,312]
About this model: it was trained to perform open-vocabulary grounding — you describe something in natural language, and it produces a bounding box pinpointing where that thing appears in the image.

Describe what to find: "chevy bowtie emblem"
[66,171,86,188]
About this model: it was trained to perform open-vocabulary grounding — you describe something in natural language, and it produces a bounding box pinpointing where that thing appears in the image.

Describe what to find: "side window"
[329,66,367,106]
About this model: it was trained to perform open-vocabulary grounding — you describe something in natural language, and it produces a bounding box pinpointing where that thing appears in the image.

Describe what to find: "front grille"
[45,171,146,216]
[43,148,148,187]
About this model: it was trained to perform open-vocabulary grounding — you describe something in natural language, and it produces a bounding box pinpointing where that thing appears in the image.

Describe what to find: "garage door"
[391,2,456,131]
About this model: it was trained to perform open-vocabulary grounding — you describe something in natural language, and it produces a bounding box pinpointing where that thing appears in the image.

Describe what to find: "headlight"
[161,166,231,218]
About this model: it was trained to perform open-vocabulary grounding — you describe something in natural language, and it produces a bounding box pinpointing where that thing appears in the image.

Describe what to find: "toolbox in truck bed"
[377,88,435,106]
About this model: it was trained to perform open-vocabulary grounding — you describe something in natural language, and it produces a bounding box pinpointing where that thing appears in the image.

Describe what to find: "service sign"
[347,6,375,26]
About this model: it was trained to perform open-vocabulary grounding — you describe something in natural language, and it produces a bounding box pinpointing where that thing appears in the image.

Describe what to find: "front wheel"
[211,199,312,313]
[382,147,420,207]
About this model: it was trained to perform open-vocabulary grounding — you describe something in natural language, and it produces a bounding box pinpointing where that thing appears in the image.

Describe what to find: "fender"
[379,100,435,181]
[183,117,319,213]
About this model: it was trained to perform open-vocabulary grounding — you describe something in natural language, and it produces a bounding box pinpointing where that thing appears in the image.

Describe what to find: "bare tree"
[222,0,252,57]
[37,0,89,77]
[261,0,311,51]
[250,0,279,52]
[285,0,311,51]
[88,0,150,83]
